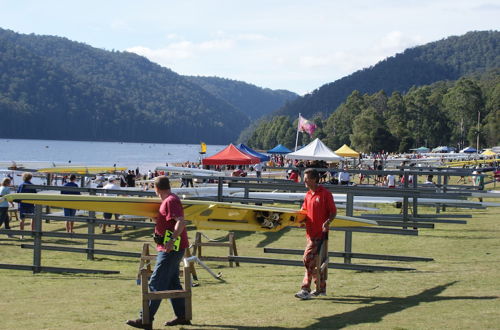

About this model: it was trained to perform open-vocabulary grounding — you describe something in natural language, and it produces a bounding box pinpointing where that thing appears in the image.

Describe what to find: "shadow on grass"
[0,238,23,245]
[432,229,500,233]
[229,228,293,248]
[122,227,154,240]
[41,238,117,246]
[93,256,138,263]
[232,230,254,241]
[182,227,292,248]
[256,227,292,248]
[431,235,497,240]
[34,274,133,281]
[195,281,498,329]
[45,238,84,245]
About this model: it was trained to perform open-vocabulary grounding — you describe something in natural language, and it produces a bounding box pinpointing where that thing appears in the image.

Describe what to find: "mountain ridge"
[0,28,295,143]
[274,30,499,119]
[185,76,298,120]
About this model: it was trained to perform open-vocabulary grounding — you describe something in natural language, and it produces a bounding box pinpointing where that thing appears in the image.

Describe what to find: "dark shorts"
[19,203,34,219]
[64,208,77,217]
[103,213,119,220]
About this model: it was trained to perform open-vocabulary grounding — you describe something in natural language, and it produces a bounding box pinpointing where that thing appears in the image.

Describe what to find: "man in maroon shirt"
[295,168,337,300]
[127,176,191,329]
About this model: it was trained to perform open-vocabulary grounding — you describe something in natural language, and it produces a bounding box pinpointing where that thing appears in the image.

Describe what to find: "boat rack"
[2,164,495,274]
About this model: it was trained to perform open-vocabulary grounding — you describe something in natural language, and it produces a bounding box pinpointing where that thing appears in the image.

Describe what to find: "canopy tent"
[460,146,477,153]
[432,146,456,153]
[410,146,430,153]
[481,149,497,156]
[285,138,344,162]
[202,144,261,165]
[335,144,360,158]
[267,144,292,154]
[236,143,270,162]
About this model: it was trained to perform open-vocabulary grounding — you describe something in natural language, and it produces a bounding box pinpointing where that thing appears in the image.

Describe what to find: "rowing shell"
[444,158,500,167]
[37,166,127,174]
[6,193,377,232]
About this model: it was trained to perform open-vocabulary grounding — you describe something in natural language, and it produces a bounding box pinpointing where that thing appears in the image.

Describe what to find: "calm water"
[0,138,225,172]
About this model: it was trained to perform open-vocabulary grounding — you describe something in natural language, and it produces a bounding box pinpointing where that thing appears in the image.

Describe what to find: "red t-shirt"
[301,185,336,239]
[155,193,189,252]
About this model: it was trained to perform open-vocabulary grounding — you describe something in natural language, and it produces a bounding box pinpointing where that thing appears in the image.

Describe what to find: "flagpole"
[295,113,301,151]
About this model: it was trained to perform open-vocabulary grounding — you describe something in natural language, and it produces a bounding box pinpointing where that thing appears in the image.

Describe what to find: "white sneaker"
[311,290,326,297]
[294,289,312,300]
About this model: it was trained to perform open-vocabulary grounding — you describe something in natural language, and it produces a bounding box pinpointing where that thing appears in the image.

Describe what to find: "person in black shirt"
[17,172,37,234]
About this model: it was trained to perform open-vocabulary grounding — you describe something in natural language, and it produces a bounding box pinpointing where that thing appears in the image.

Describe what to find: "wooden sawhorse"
[138,244,193,325]
[192,232,239,267]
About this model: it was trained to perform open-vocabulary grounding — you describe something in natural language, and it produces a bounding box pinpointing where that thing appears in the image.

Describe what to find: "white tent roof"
[285,138,345,162]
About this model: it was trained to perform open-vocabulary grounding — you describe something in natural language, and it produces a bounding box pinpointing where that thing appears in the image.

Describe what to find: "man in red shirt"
[295,168,337,300]
[288,169,299,182]
[127,176,191,329]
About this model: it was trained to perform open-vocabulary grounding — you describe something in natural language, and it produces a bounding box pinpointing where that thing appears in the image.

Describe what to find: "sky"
[1,0,499,95]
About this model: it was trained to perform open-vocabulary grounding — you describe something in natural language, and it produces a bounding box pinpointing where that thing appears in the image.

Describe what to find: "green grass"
[0,195,499,329]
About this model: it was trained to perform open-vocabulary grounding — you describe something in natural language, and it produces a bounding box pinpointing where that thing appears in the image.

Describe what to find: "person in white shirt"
[385,174,396,188]
[102,176,121,233]
[0,178,14,236]
[338,169,350,185]
[253,162,263,178]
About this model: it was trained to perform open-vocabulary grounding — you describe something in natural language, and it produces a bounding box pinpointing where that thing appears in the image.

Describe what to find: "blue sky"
[1,0,499,94]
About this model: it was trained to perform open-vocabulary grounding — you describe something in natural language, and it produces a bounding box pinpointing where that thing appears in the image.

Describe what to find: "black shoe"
[311,290,327,297]
[165,317,191,326]
[126,318,152,330]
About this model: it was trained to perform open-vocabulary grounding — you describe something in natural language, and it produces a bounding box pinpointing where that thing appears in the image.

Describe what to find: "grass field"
[0,190,499,329]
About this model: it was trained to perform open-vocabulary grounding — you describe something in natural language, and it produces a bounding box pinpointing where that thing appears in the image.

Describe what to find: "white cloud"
[299,55,332,68]
[127,38,236,68]
[199,39,235,50]
[471,3,500,11]
[273,56,286,65]
[372,31,424,55]
[109,19,132,32]
[166,33,181,40]
[127,42,194,63]
[236,33,270,41]
[127,33,265,67]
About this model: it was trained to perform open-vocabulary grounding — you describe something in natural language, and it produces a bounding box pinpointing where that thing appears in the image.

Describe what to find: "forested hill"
[185,76,298,120]
[247,69,499,153]
[0,28,289,144]
[275,31,500,119]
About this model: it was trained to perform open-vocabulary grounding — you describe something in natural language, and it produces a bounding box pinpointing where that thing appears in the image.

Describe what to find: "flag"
[200,142,207,154]
[298,115,317,136]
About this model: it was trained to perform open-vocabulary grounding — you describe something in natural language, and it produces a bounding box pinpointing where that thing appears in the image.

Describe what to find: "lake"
[0,138,226,172]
